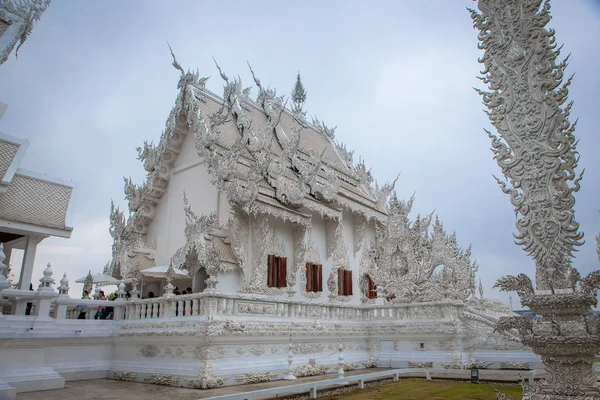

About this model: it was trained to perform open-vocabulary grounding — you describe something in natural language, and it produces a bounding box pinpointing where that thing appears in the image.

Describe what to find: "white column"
[18,236,44,290]
[1,244,11,278]
[0,244,9,291]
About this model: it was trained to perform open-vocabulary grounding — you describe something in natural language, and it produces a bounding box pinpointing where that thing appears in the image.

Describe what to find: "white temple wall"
[167,163,218,260]
[146,130,218,266]
[217,270,241,293]
[217,191,232,226]
[173,130,201,169]
[146,185,169,265]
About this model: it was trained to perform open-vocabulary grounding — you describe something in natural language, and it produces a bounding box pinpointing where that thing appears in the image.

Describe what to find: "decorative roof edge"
[0,131,28,186]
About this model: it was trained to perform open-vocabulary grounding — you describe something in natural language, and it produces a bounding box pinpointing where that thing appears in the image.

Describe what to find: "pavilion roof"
[0,132,75,238]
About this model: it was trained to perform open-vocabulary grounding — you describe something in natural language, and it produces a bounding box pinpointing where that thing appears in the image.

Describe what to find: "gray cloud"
[0,0,598,304]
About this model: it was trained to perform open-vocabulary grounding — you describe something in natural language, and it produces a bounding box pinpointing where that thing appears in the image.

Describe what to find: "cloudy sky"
[1,0,599,306]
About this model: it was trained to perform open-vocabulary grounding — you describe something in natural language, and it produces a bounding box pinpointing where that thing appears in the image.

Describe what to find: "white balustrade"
[122,291,465,322]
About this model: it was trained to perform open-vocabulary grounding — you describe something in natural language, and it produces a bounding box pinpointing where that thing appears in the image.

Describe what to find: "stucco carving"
[143,374,179,386]
[248,345,267,357]
[363,357,377,369]
[293,363,328,377]
[237,302,274,315]
[138,344,160,358]
[367,194,477,303]
[240,219,287,295]
[228,206,250,277]
[171,193,239,282]
[341,362,359,371]
[112,371,137,382]
[325,218,352,302]
[407,361,433,369]
[290,223,307,293]
[353,214,367,256]
[298,228,323,299]
[186,361,225,389]
[224,319,246,332]
[291,342,324,355]
[235,371,278,384]
[471,1,600,398]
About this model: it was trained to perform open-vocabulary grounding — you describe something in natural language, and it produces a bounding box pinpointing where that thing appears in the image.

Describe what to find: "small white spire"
[38,262,55,290]
[58,273,69,295]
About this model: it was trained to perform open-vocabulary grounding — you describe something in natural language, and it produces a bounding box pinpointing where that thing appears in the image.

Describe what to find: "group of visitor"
[75,290,115,320]
[72,285,196,320]
[173,287,192,295]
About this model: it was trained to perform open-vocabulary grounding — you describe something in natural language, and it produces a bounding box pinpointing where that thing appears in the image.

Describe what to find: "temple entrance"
[193,266,208,293]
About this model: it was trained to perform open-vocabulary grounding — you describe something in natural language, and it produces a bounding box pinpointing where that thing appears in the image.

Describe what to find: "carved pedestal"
[521,294,600,400]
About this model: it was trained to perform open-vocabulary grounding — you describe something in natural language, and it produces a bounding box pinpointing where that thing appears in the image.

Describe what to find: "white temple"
[0,1,545,398]
[94,56,538,387]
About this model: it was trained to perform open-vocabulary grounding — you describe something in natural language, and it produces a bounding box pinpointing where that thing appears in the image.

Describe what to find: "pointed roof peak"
[292,72,307,105]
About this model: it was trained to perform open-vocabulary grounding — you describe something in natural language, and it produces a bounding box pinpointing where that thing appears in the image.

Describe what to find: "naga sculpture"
[470,1,600,398]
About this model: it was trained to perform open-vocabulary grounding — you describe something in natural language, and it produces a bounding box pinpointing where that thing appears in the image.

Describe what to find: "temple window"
[364,274,377,299]
[305,263,322,292]
[267,255,287,288]
[337,268,353,296]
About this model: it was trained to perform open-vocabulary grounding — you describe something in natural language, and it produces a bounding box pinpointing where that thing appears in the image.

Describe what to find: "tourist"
[25,283,34,316]
[76,290,90,319]
[94,291,107,319]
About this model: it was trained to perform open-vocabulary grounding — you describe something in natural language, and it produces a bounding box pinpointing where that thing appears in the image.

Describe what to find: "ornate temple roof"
[116,55,396,241]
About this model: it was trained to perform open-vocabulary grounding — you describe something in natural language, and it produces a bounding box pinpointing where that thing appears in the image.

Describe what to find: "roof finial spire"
[291,72,308,126]
[291,72,307,107]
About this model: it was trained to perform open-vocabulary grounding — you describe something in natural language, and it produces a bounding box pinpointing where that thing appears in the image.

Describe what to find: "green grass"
[321,380,522,400]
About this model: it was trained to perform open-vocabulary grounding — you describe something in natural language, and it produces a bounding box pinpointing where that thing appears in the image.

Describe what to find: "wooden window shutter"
[366,275,376,299]
[278,257,287,288]
[267,255,275,287]
[338,269,344,295]
[316,264,323,292]
[306,263,313,292]
[346,270,353,296]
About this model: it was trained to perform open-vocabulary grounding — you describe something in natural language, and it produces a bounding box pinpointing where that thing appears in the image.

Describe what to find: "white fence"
[199,368,544,400]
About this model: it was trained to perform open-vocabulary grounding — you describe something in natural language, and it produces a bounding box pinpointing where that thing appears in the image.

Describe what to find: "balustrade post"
[55,273,70,319]
[114,282,126,320]
[282,335,297,380]
[36,263,56,317]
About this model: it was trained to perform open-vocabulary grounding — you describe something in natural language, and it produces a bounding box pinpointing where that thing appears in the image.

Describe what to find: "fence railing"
[199,368,542,400]
[123,291,464,321]
[0,289,127,320]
